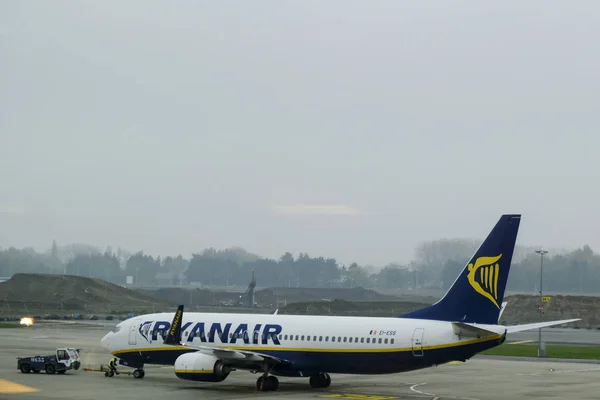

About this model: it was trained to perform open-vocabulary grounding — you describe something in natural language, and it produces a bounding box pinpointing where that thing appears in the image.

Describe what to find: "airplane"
[100,214,580,392]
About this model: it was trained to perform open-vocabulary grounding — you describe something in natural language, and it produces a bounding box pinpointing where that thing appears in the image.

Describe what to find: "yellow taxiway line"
[0,379,39,394]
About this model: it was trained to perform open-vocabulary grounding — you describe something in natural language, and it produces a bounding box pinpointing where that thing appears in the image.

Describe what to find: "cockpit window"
[112,326,121,333]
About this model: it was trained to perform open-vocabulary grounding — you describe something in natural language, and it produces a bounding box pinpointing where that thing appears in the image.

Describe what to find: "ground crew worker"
[108,357,119,375]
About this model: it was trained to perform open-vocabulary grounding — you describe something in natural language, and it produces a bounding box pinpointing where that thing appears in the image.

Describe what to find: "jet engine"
[174,352,231,382]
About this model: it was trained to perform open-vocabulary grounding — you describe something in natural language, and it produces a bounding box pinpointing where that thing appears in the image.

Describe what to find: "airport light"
[535,248,548,357]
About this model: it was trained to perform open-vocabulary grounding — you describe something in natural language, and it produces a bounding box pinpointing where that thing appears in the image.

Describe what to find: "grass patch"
[0,322,22,328]
[482,344,600,360]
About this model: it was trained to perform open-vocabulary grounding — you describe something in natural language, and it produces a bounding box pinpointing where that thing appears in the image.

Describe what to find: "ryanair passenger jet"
[100,214,579,392]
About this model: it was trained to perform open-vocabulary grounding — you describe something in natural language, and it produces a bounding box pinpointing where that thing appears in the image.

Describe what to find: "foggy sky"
[1,1,599,266]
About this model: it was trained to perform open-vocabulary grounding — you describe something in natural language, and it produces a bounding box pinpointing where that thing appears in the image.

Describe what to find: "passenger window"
[313,336,317,341]
[343,337,347,342]
[284,334,288,340]
[384,338,388,344]
[319,336,323,341]
[391,338,395,344]
[307,335,311,341]
[355,337,359,342]
[349,337,353,343]
[301,335,304,340]
[378,338,382,344]
[361,337,364,343]
[366,338,370,343]
[332,337,336,342]
[295,335,299,340]
[325,336,329,341]
[338,336,341,342]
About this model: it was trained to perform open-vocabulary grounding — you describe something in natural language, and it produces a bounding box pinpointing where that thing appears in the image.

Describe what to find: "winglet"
[164,305,184,346]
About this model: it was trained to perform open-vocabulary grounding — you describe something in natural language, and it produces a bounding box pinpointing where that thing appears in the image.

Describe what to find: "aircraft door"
[128,322,137,345]
[411,328,424,357]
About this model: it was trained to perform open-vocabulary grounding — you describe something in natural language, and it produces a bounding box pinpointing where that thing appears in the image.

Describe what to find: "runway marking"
[409,383,480,400]
[446,361,465,365]
[508,340,534,345]
[320,394,398,399]
[0,379,39,394]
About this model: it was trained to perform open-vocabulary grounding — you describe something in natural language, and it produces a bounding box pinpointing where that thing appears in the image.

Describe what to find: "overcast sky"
[1,1,599,266]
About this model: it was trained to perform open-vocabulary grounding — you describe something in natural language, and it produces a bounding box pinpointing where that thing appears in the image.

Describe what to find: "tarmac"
[2,322,600,400]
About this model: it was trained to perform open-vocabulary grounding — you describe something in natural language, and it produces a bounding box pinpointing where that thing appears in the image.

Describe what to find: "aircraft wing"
[505,318,581,334]
[162,305,294,365]
[172,341,293,364]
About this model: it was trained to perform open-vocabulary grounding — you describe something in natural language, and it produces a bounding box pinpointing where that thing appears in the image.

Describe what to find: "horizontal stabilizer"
[452,322,501,338]
[506,318,581,334]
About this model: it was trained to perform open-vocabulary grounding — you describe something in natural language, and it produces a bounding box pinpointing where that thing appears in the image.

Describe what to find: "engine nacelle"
[174,352,231,382]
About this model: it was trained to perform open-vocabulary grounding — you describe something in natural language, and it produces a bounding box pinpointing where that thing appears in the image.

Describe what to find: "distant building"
[0,276,11,283]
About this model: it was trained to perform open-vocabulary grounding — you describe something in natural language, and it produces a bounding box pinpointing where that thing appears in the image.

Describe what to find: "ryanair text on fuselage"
[140,320,283,345]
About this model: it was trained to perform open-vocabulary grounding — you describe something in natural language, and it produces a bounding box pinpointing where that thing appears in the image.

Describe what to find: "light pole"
[535,248,548,357]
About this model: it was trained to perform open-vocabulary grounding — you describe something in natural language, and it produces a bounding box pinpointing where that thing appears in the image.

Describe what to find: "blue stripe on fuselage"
[113,335,504,376]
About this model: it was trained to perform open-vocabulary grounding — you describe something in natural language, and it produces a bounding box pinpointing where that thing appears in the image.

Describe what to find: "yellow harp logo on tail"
[467,254,502,309]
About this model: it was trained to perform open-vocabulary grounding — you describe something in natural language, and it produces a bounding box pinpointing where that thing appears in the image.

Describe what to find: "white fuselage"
[101,312,505,375]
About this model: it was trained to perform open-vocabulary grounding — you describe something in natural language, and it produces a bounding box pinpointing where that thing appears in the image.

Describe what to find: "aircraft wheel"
[256,375,279,391]
[322,373,331,388]
[133,369,145,379]
[309,373,330,388]
[267,376,279,391]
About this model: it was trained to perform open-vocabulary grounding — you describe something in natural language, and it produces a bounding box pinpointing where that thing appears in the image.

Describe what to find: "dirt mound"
[279,299,431,317]
[257,287,400,304]
[138,287,241,306]
[0,273,172,313]
[502,294,600,329]
[139,286,406,308]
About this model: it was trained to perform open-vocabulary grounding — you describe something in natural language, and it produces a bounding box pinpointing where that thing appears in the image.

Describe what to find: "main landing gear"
[256,362,279,391]
[309,373,331,389]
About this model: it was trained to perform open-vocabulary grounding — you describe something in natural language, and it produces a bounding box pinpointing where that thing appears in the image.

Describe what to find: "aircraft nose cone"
[101,332,112,351]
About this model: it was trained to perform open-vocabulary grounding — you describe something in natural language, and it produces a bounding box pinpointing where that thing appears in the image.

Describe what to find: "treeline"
[1,239,599,294]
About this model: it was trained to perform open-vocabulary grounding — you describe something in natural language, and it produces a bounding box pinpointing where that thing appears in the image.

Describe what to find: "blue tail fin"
[401,214,521,325]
